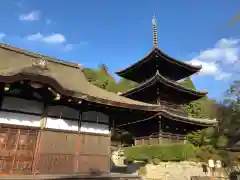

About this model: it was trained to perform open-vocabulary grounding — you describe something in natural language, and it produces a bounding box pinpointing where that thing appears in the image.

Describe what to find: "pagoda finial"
[152,14,158,48]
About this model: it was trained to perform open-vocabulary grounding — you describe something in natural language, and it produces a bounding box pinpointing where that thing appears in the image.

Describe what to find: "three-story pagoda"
[115,16,217,145]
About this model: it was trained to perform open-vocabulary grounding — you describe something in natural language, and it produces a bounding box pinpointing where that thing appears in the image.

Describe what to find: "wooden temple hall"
[115,16,217,145]
[0,43,162,175]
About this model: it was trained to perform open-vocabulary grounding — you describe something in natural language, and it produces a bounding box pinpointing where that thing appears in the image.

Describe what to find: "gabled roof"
[0,43,162,112]
[121,70,207,100]
[116,47,202,82]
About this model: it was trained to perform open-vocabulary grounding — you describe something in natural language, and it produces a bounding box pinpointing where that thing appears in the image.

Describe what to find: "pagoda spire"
[152,15,158,48]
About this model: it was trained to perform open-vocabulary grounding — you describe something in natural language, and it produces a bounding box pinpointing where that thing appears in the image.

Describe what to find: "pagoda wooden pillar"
[158,116,163,144]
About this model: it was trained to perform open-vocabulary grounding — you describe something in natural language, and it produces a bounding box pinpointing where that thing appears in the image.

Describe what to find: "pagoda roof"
[117,111,217,127]
[121,70,207,101]
[158,110,217,126]
[0,43,162,112]
[116,47,202,82]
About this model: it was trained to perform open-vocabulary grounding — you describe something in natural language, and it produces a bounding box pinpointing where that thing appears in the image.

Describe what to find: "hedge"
[124,143,196,162]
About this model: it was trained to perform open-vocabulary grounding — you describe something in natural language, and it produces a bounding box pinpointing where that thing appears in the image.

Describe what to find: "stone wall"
[145,162,227,180]
[111,149,229,180]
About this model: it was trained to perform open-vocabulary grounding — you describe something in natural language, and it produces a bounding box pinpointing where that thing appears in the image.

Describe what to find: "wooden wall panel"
[36,130,110,174]
[0,125,39,175]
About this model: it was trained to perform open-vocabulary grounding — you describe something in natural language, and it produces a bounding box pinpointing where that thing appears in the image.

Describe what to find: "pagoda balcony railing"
[158,100,188,117]
[134,132,187,146]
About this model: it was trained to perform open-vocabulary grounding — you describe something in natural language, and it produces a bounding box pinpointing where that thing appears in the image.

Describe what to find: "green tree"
[98,63,108,73]
[178,77,196,90]
[217,80,240,148]
[184,99,206,118]
[188,80,240,165]
[187,127,215,147]
[83,67,119,92]
[83,67,138,93]
[117,78,138,92]
[180,77,217,119]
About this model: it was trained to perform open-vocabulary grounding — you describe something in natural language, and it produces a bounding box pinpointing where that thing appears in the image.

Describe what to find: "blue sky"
[0,0,239,100]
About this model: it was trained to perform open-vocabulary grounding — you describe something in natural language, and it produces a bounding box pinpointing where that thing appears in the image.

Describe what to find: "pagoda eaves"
[158,110,216,126]
[120,70,207,103]
[116,47,202,83]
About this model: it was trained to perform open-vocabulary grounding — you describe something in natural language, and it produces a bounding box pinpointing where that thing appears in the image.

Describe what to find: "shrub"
[124,143,196,162]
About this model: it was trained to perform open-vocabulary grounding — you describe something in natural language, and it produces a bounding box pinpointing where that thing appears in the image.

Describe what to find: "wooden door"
[0,126,38,174]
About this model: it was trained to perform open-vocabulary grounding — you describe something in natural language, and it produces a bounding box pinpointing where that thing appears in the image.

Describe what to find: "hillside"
[83,67,137,93]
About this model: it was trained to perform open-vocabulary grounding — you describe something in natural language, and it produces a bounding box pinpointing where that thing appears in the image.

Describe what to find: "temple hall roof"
[0,43,162,112]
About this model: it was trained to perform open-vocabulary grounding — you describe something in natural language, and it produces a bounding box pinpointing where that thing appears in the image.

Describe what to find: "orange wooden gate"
[0,125,38,175]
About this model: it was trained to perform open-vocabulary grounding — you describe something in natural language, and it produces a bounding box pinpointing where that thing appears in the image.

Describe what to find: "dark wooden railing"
[134,132,186,145]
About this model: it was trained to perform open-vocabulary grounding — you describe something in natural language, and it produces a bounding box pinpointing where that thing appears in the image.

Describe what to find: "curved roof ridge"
[0,43,80,69]
[121,70,207,97]
[116,47,202,75]
[158,109,217,126]
[155,48,202,70]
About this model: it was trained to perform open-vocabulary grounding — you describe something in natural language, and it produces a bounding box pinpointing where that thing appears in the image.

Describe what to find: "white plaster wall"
[46,107,110,134]
[45,118,110,134]
[0,111,41,127]
[0,111,109,134]
[0,98,110,134]
[46,117,79,131]
[80,122,110,134]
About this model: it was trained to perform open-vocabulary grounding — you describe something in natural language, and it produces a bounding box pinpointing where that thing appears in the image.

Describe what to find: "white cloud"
[42,34,65,44]
[0,33,5,41]
[25,33,88,52]
[188,38,240,80]
[26,33,66,44]
[19,11,40,21]
[26,32,43,41]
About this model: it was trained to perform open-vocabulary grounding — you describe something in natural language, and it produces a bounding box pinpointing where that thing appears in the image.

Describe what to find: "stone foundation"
[145,162,227,180]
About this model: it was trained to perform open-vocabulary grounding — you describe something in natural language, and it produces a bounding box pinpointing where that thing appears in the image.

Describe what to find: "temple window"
[46,105,79,131]
[81,111,110,134]
[47,105,79,120]
[1,96,43,114]
[82,111,109,124]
